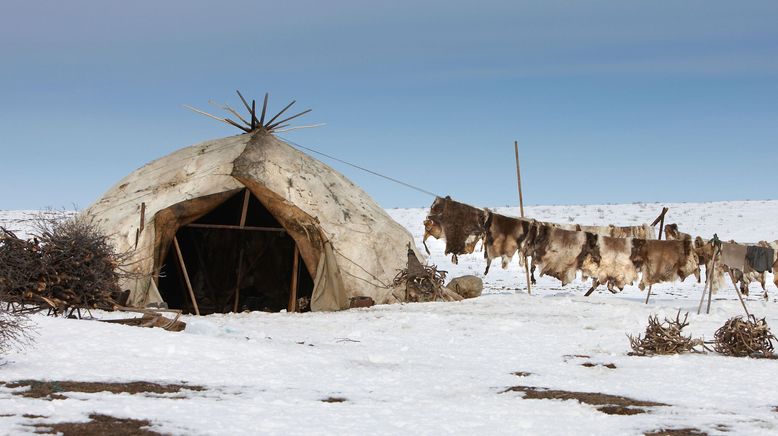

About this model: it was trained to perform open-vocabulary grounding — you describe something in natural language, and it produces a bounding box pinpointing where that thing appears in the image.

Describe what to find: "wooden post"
[697,246,718,314]
[233,189,251,312]
[173,236,200,316]
[233,249,244,313]
[645,207,669,304]
[728,270,752,318]
[239,189,250,227]
[514,141,533,295]
[288,245,300,312]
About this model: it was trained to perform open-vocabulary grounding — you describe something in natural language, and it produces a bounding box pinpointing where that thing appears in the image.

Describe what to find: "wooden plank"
[239,189,250,227]
[173,236,200,316]
[514,141,532,296]
[288,245,300,312]
[185,223,285,232]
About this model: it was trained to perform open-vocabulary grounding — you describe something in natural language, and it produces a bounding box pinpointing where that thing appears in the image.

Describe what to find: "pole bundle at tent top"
[184,91,324,134]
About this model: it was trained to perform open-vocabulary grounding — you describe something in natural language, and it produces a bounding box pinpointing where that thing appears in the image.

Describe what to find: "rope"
[280,137,441,198]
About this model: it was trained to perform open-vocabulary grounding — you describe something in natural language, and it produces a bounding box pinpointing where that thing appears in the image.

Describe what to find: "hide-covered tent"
[84,130,420,314]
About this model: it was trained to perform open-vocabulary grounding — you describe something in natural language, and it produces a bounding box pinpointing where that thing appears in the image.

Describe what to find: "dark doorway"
[158,189,314,314]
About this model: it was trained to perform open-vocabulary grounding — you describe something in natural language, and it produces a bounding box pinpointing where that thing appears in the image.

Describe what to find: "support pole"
[645,207,668,304]
[728,270,752,318]
[288,245,300,312]
[239,189,250,227]
[514,141,532,295]
[697,247,718,314]
[173,236,200,316]
[233,249,244,313]
[233,189,251,313]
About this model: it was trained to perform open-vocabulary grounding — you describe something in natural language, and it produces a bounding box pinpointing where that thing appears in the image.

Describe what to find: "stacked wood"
[628,311,705,356]
[713,315,775,358]
[0,216,130,317]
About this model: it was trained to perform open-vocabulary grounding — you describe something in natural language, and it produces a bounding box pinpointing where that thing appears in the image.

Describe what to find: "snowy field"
[2,200,778,435]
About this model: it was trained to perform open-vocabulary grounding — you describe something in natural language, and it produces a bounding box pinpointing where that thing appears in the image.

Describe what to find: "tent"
[84,130,420,313]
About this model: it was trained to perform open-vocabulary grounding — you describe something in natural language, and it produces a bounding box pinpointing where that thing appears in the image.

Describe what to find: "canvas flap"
[310,240,349,311]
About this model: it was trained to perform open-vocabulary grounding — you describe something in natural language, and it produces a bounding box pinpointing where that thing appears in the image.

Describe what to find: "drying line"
[281,137,441,198]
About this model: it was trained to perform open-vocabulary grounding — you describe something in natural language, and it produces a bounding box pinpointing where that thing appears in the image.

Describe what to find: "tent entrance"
[158,189,314,315]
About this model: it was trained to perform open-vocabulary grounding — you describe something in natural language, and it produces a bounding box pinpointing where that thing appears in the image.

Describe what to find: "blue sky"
[1,0,776,209]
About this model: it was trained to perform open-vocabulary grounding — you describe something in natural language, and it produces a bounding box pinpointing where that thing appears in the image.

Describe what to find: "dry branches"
[0,215,130,317]
[713,315,776,358]
[393,265,448,303]
[628,311,705,356]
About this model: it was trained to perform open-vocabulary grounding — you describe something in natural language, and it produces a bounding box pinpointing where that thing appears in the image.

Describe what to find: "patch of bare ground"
[502,385,667,415]
[580,362,617,369]
[23,414,46,419]
[644,428,708,436]
[511,371,533,377]
[33,414,161,436]
[5,380,204,400]
[321,397,347,403]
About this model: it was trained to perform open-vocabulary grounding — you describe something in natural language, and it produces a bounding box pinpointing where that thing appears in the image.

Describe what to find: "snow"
[2,200,778,435]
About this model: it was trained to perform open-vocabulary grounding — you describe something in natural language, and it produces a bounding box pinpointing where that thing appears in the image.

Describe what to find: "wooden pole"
[645,207,668,304]
[173,236,200,316]
[288,245,300,312]
[233,249,244,313]
[697,246,718,314]
[705,249,718,314]
[728,270,752,318]
[514,141,532,295]
[232,189,251,313]
[239,189,250,227]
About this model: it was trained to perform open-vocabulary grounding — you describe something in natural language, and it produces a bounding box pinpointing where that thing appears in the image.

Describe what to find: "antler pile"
[713,315,775,358]
[628,311,705,356]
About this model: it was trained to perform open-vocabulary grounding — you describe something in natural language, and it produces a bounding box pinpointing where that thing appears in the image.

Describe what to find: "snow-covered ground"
[1,201,778,435]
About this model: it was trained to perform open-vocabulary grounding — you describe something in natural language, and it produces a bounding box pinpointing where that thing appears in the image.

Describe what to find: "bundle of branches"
[713,315,776,358]
[628,311,705,356]
[0,215,130,317]
[0,228,44,307]
[33,216,125,315]
[393,264,448,303]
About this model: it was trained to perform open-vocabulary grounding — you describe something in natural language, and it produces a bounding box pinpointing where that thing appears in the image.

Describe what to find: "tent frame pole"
[173,235,200,316]
[233,189,251,312]
[288,245,300,312]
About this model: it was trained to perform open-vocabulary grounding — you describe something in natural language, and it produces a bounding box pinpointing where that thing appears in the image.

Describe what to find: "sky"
[1,0,776,210]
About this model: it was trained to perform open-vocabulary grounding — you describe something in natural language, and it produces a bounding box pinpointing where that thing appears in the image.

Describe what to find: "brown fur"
[632,239,700,290]
[581,236,639,293]
[483,211,532,274]
[528,225,597,286]
[425,196,486,263]
[664,223,692,241]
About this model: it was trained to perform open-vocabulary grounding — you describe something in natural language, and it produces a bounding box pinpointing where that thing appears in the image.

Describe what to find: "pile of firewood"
[628,311,705,356]
[0,216,128,317]
[713,315,776,358]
